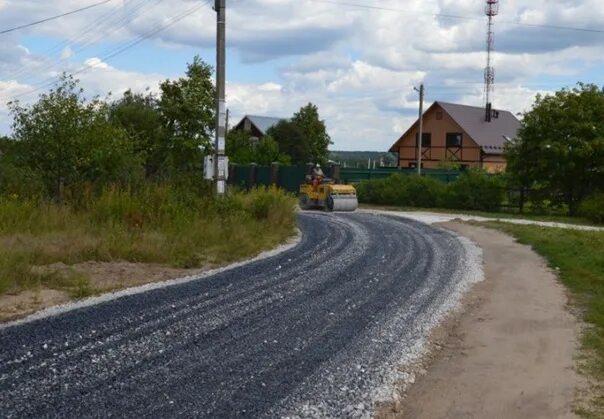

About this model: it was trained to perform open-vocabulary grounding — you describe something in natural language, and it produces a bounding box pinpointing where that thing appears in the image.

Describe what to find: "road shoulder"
[379,221,583,419]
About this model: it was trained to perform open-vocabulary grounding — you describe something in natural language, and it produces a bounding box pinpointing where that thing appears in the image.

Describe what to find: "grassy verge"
[483,222,604,417]
[0,185,296,300]
[359,203,597,226]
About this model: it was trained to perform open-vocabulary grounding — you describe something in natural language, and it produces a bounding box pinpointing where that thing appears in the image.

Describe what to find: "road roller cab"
[299,180,358,212]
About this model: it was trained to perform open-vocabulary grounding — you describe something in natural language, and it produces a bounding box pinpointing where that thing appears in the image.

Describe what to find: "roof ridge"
[246,114,287,119]
[436,101,513,114]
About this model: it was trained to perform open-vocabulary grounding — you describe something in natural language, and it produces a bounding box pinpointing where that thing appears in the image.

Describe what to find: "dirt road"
[388,222,582,419]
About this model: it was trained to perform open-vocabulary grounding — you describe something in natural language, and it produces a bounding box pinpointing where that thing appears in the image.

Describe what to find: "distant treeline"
[329,151,398,168]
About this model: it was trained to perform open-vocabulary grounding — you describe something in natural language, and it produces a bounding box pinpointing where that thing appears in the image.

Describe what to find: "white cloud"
[60,46,73,60]
[0,0,602,150]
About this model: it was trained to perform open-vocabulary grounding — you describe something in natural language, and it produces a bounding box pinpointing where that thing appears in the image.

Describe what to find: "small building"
[389,101,521,172]
[232,115,286,144]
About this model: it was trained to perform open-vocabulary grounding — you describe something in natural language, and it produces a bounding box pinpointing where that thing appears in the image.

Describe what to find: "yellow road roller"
[299,180,358,212]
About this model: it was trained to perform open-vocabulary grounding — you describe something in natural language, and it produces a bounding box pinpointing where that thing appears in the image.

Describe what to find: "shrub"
[0,184,298,296]
[356,174,445,208]
[579,193,604,224]
[244,186,296,220]
[0,160,46,199]
[358,170,505,212]
[444,170,504,211]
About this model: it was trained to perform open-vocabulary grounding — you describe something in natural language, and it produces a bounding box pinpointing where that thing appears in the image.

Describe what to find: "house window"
[436,111,443,120]
[446,132,463,148]
[415,132,432,147]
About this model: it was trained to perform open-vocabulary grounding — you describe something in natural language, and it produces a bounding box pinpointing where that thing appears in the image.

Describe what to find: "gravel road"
[0,212,482,418]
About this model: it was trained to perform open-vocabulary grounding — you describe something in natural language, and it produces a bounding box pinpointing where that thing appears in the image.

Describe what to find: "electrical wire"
[313,0,604,34]
[5,0,211,101]
[0,0,115,35]
[5,0,162,84]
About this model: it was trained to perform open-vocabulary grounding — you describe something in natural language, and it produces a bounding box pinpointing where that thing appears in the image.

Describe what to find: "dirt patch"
[1,262,211,323]
[378,222,583,419]
[68,261,211,292]
[0,289,69,323]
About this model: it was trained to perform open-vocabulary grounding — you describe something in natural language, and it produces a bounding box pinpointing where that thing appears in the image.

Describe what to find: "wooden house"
[389,101,521,172]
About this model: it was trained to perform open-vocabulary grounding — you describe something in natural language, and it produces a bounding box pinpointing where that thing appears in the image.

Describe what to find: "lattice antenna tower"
[484,0,498,121]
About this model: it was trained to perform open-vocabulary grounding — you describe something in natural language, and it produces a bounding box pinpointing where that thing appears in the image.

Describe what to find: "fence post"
[228,164,235,187]
[270,162,280,186]
[306,162,314,177]
[249,163,257,190]
[331,163,341,184]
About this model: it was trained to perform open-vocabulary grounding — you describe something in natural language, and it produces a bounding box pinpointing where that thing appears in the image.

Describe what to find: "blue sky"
[0,0,603,150]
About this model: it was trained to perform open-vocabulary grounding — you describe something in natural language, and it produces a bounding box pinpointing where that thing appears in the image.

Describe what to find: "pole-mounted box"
[203,155,214,180]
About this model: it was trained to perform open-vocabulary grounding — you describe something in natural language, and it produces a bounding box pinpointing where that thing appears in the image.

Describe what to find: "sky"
[0,0,603,151]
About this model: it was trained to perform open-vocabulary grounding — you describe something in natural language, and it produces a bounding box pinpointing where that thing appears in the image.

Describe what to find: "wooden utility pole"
[225,108,230,138]
[214,0,226,195]
[414,84,424,175]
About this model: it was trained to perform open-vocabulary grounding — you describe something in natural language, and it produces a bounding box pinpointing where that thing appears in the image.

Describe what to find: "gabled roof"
[389,101,521,154]
[234,115,287,136]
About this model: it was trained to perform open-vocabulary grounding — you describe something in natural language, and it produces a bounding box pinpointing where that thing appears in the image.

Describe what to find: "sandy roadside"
[379,221,583,419]
[0,230,302,326]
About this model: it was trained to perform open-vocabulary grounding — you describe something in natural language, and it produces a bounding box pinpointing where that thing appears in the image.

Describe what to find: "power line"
[6,1,210,101]
[313,0,604,34]
[0,0,115,35]
[6,0,164,85]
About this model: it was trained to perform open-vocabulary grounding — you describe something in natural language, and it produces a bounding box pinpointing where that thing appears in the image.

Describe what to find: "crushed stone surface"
[359,209,604,231]
[0,212,482,418]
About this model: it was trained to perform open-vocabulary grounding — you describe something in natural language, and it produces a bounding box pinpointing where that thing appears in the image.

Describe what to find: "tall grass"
[0,185,296,296]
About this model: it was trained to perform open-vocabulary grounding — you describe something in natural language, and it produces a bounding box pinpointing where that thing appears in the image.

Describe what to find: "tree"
[158,56,215,174]
[226,130,255,164]
[110,90,168,178]
[268,120,311,164]
[226,130,290,165]
[291,103,331,165]
[506,83,604,215]
[8,75,141,200]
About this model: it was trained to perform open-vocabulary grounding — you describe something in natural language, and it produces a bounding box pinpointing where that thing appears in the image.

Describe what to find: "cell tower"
[484,0,498,122]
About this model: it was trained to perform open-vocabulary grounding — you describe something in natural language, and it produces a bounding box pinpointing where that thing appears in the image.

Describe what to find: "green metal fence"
[228,164,461,193]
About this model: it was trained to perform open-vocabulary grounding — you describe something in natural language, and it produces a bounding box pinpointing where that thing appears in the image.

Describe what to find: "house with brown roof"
[389,101,521,172]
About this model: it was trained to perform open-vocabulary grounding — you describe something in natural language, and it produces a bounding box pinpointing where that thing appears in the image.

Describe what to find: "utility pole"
[414,84,424,175]
[225,108,230,138]
[214,0,226,195]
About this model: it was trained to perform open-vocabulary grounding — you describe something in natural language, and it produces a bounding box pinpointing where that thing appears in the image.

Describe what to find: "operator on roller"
[311,164,324,191]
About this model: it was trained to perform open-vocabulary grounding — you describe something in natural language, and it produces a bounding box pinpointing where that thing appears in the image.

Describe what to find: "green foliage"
[158,55,215,171]
[7,74,143,200]
[265,102,331,165]
[0,185,296,296]
[291,103,331,165]
[356,174,446,208]
[0,138,46,198]
[444,169,505,211]
[436,156,462,171]
[579,193,604,224]
[489,223,604,417]
[109,89,167,178]
[0,56,299,305]
[269,120,310,164]
[506,83,604,215]
[357,170,504,211]
[226,130,291,165]
[245,185,296,220]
